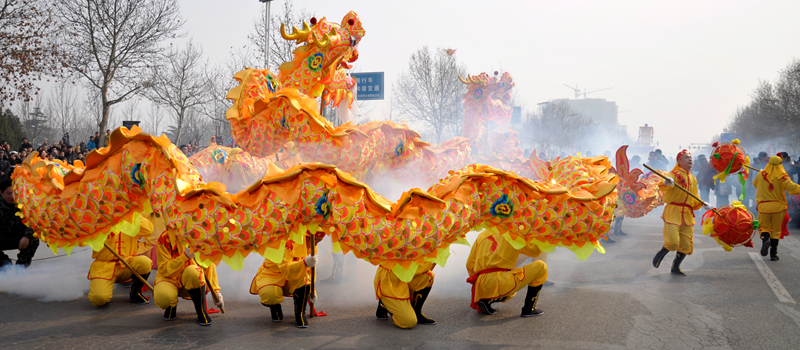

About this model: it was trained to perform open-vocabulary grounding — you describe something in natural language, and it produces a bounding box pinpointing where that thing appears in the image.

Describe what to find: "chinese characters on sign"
[351,72,384,100]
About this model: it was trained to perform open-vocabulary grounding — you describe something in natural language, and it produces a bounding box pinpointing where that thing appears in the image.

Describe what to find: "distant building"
[551,98,618,126]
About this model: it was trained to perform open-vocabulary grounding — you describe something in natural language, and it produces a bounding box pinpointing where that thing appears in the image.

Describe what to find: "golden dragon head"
[278,11,365,108]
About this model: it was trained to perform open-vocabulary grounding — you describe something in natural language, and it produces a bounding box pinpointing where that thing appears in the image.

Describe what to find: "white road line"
[749,252,796,304]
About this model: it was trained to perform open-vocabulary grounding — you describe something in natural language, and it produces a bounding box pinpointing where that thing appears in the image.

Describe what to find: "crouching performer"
[466,229,548,317]
[154,230,223,326]
[87,217,154,307]
[374,261,436,329]
[251,232,323,328]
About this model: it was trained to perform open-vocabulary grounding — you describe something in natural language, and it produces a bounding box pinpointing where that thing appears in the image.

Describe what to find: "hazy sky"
[180,0,800,153]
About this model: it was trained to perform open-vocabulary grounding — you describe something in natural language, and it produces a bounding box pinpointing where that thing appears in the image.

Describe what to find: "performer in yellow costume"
[87,217,154,307]
[466,229,548,317]
[373,261,436,329]
[154,230,223,326]
[652,149,711,275]
[753,155,800,261]
[250,232,323,328]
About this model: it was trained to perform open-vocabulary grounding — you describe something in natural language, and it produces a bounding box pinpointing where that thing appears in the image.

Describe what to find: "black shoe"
[653,247,669,268]
[293,285,310,328]
[770,239,780,261]
[616,230,628,236]
[760,233,770,257]
[129,273,150,304]
[163,306,177,321]
[671,252,686,275]
[187,285,212,326]
[375,300,389,320]
[477,299,497,315]
[521,285,544,317]
[412,287,436,325]
[264,303,283,322]
[606,236,616,243]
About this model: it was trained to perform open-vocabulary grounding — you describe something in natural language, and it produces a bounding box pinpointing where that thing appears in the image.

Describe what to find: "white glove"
[703,202,713,211]
[184,247,194,259]
[304,254,318,268]
[663,177,674,186]
[309,293,317,305]
[214,293,224,310]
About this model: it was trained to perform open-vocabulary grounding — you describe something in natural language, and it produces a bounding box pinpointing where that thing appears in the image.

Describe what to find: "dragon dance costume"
[466,230,548,317]
[373,261,436,329]
[250,232,323,328]
[652,150,705,275]
[155,229,222,326]
[753,155,800,261]
[86,217,153,307]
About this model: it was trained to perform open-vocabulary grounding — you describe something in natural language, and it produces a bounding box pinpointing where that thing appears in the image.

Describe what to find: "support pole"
[103,242,154,291]
[308,235,316,318]
[644,164,721,216]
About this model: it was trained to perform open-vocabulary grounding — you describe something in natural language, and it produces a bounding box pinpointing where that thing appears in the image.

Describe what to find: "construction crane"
[563,84,613,99]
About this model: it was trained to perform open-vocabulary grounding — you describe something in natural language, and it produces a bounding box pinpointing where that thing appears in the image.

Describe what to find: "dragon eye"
[350,36,357,46]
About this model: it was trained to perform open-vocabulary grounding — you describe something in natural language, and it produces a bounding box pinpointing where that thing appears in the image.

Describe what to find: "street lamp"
[259,0,274,69]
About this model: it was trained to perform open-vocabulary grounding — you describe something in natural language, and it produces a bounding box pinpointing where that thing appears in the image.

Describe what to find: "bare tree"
[726,60,800,154]
[55,0,182,148]
[17,95,49,145]
[120,98,141,128]
[249,0,314,71]
[0,0,70,104]
[392,46,467,143]
[145,102,165,136]
[146,40,207,144]
[522,101,592,157]
[181,107,211,145]
[47,81,80,137]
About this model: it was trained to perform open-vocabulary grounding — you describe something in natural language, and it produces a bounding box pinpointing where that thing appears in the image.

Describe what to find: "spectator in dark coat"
[0,179,39,267]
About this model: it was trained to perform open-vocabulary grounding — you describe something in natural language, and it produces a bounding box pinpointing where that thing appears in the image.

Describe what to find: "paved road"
[3,212,800,349]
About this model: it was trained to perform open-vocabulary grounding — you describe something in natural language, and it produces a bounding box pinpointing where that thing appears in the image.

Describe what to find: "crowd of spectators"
[0,132,225,183]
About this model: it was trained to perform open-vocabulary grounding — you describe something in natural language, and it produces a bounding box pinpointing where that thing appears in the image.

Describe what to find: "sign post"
[351,72,384,101]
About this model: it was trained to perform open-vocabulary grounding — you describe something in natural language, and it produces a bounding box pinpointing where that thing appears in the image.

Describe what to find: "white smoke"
[0,247,93,302]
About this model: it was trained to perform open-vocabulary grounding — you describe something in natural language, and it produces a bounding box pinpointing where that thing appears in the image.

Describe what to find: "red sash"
[467,268,510,309]
[781,212,791,239]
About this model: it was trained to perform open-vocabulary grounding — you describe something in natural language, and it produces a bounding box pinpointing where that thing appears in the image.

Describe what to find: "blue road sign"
[720,133,740,143]
[351,72,384,100]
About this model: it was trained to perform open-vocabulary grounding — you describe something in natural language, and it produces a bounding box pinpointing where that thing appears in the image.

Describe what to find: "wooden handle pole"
[745,164,760,172]
[643,164,722,216]
[309,235,316,318]
[204,273,225,314]
[103,242,154,291]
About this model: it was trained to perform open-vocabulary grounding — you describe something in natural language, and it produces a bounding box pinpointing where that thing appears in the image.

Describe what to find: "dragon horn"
[280,22,312,43]
[459,74,488,85]
[312,28,337,49]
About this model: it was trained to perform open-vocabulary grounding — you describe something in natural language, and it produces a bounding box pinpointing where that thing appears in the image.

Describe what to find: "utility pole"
[259,0,274,69]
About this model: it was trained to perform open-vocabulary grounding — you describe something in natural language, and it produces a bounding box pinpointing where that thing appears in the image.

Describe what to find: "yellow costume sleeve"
[781,177,800,196]
[466,230,492,276]
[157,242,190,277]
[519,241,542,259]
[204,264,221,293]
[278,252,309,282]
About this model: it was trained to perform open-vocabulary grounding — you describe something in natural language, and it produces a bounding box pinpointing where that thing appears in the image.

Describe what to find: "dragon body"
[12,11,619,282]
[613,146,664,218]
[13,126,616,282]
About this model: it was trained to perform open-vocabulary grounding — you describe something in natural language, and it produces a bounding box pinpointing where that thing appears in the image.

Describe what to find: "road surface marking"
[775,303,800,329]
[749,252,796,304]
